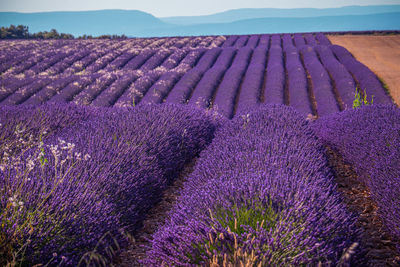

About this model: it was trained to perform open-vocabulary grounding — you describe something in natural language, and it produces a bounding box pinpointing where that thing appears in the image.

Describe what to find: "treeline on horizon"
[0,24,128,39]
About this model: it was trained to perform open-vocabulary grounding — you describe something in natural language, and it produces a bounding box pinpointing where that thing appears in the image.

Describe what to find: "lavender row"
[170,48,206,70]
[233,35,248,48]
[264,44,285,104]
[91,71,140,107]
[0,41,71,73]
[145,104,359,266]
[141,48,207,104]
[22,75,78,105]
[315,33,332,45]
[73,73,117,105]
[246,35,259,48]
[140,71,184,104]
[236,46,268,112]
[270,34,281,47]
[222,35,271,49]
[0,52,38,74]
[282,33,293,50]
[159,48,190,69]
[0,74,37,98]
[44,49,93,75]
[114,70,163,107]
[122,48,156,70]
[84,49,125,73]
[285,46,313,115]
[103,51,139,71]
[312,104,400,249]
[116,49,205,106]
[304,33,318,46]
[189,47,237,108]
[330,45,393,105]
[300,45,339,116]
[0,76,54,106]
[315,45,356,109]
[221,35,239,48]
[165,48,222,104]
[61,50,106,75]
[6,41,85,76]
[140,49,173,71]
[213,47,253,118]
[29,51,73,74]
[258,34,270,48]
[293,33,306,47]
[48,73,102,103]
[0,103,219,266]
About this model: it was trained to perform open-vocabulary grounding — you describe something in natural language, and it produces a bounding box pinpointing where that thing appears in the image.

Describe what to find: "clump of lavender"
[0,102,221,266]
[0,123,115,266]
[144,104,360,266]
[190,199,314,266]
[312,104,400,250]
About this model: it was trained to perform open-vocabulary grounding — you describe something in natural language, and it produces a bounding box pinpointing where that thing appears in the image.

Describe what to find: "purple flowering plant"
[0,118,93,266]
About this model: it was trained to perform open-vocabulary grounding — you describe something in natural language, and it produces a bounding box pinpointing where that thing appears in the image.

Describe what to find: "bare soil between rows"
[328,34,400,106]
[114,159,197,266]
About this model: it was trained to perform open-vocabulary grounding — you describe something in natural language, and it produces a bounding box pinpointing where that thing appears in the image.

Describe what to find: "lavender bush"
[314,45,355,110]
[144,104,359,266]
[330,45,393,105]
[300,45,339,116]
[236,46,268,113]
[213,47,253,118]
[264,43,285,105]
[0,103,221,266]
[189,47,237,108]
[311,104,400,249]
[285,45,312,116]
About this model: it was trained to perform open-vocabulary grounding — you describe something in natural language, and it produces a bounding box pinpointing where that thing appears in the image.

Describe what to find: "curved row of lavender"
[330,45,393,105]
[0,33,395,118]
[284,45,312,116]
[312,105,400,251]
[0,103,220,266]
[299,45,339,117]
[144,104,360,266]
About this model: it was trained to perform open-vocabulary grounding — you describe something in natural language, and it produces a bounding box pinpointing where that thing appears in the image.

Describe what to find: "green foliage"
[0,24,127,39]
[186,199,281,265]
[184,198,319,266]
[212,199,279,236]
[0,25,74,39]
[31,28,74,39]
[0,122,93,266]
[0,25,29,39]
[352,87,374,109]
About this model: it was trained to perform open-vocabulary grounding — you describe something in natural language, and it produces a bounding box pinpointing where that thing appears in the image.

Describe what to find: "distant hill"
[161,5,400,25]
[0,9,172,37]
[152,12,400,37]
[0,7,400,37]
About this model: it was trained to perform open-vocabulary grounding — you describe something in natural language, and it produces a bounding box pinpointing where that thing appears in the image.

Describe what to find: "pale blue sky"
[1,0,400,17]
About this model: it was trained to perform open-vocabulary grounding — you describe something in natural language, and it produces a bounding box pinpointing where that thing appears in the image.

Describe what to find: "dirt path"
[114,159,197,266]
[327,35,400,106]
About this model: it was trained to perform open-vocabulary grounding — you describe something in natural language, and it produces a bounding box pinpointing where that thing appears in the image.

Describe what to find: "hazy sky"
[1,0,400,17]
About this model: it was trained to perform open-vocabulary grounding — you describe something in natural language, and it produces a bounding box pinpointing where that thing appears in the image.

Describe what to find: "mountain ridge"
[0,6,399,37]
[160,5,400,25]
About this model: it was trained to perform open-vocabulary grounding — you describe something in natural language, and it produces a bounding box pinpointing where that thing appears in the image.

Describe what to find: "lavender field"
[1,33,399,266]
[0,33,394,117]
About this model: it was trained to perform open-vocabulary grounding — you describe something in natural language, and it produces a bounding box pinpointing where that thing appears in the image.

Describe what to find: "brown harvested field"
[327,35,400,106]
